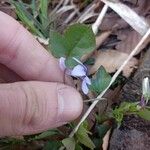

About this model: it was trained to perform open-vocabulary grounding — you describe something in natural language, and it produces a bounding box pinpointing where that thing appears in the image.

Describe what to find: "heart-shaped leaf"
[90,66,111,95]
[50,24,95,67]
[50,31,68,58]
[64,24,95,58]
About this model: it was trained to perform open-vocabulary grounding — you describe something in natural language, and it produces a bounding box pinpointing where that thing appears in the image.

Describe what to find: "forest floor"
[0,0,150,150]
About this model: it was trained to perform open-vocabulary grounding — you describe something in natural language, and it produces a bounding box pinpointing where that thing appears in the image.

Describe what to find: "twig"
[84,98,106,103]
[92,4,109,35]
[69,28,150,137]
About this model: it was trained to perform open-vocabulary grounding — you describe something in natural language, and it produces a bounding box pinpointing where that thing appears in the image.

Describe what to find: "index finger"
[0,11,64,82]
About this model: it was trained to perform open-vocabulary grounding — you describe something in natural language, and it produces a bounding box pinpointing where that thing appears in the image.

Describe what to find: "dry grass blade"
[78,3,97,23]
[96,31,111,49]
[101,0,150,35]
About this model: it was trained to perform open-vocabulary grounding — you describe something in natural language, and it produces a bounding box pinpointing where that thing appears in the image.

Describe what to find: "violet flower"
[59,57,91,94]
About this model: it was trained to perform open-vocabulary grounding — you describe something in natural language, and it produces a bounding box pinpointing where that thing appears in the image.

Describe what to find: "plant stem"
[84,98,106,103]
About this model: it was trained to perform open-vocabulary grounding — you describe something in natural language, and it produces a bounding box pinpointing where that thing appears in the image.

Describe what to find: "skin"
[0,11,83,137]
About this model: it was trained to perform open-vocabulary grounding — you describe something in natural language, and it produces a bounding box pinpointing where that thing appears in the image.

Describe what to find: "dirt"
[109,47,150,150]
[109,116,150,150]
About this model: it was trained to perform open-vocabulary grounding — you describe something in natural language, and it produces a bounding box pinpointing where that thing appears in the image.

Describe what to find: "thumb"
[0,81,83,137]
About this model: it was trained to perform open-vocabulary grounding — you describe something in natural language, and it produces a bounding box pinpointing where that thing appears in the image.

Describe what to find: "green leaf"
[75,144,83,150]
[11,0,44,37]
[50,31,67,57]
[31,0,37,17]
[50,24,96,67]
[97,124,110,139]
[12,1,36,32]
[39,0,48,19]
[138,109,150,121]
[39,0,50,31]
[90,66,111,95]
[43,141,62,150]
[62,137,76,150]
[112,102,138,125]
[65,57,79,68]
[64,24,95,58]
[11,0,50,38]
[84,57,95,65]
[33,130,60,140]
[76,122,95,150]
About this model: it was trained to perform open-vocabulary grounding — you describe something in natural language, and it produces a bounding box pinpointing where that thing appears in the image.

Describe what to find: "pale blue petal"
[72,57,87,71]
[82,79,89,94]
[71,65,86,77]
[84,76,91,85]
[59,57,66,71]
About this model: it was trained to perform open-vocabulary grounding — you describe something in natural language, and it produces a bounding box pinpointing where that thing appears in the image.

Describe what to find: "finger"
[0,11,65,82]
[0,81,83,137]
[0,63,22,83]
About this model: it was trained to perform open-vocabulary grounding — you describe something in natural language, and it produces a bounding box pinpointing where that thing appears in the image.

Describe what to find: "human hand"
[0,11,83,137]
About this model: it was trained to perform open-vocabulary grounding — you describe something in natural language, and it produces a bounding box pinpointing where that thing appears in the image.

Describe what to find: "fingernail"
[57,85,83,122]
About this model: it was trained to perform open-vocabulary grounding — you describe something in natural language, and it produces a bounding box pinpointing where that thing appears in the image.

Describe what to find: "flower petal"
[82,78,89,94]
[84,76,91,85]
[72,57,87,71]
[140,96,146,107]
[71,65,86,77]
[59,57,66,71]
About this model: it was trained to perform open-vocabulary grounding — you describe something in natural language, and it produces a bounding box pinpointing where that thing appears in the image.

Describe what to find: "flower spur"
[59,57,91,94]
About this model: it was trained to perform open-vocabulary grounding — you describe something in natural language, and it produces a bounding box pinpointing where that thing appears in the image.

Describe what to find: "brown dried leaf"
[104,86,122,106]
[89,50,138,77]
[100,13,128,31]
[115,28,150,55]
[96,31,112,49]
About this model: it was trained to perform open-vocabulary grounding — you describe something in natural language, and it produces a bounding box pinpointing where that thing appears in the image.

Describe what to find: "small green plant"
[11,0,54,40]
[112,77,150,126]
